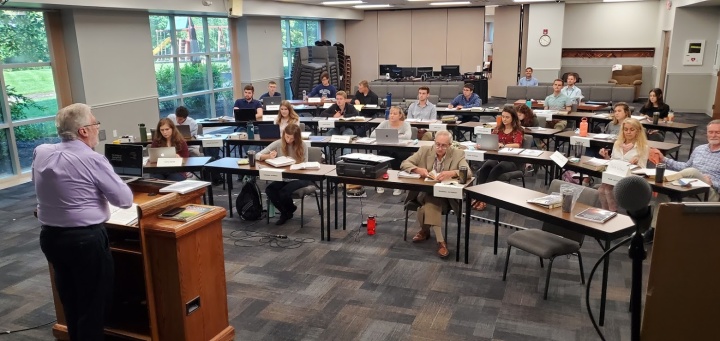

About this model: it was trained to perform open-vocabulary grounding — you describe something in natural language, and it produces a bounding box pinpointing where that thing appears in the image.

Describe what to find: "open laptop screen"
[105,144,143,177]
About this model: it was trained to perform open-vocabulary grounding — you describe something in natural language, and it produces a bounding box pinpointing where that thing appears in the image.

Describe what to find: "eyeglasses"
[434,143,450,149]
[83,121,101,128]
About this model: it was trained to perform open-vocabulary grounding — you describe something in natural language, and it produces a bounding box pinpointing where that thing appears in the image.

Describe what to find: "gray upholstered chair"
[502,179,599,299]
[496,135,533,187]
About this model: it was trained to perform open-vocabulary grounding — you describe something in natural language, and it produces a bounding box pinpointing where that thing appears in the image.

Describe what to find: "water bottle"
[302,90,308,102]
[247,121,254,139]
[139,123,147,142]
[385,92,392,120]
[367,215,376,235]
[579,118,588,137]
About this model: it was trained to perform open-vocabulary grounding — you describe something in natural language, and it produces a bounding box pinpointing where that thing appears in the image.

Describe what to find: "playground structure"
[152,17,228,60]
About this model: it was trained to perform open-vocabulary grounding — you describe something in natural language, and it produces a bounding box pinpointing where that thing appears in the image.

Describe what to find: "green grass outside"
[22,98,58,119]
[3,68,55,95]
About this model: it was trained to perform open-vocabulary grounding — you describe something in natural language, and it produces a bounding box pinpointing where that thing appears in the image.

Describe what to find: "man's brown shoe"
[412,229,430,242]
[437,242,449,258]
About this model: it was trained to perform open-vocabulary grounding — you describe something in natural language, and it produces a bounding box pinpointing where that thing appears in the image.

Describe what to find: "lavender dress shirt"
[32,140,134,227]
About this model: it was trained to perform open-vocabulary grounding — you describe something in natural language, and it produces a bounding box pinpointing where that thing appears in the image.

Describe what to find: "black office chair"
[495,136,533,188]
[265,147,322,228]
[403,196,455,242]
[502,180,599,299]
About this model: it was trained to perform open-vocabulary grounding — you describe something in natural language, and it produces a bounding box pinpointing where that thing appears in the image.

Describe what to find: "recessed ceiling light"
[354,4,392,8]
[430,1,471,5]
[322,1,364,5]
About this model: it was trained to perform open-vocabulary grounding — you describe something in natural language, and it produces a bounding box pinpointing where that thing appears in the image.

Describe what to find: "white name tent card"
[433,182,463,199]
[265,105,280,111]
[330,135,353,143]
[323,103,334,109]
[318,120,336,129]
[464,150,486,161]
[601,160,633,186]
[259,167,284,181]
[474,126,493,135]
[550,151,568,167]
[307,97,322,103]
[570,135,591,147]
[156,158,183,167]
[428,123,447,132]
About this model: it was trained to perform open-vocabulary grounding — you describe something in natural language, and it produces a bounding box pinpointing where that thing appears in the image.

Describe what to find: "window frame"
[281,19,321,100]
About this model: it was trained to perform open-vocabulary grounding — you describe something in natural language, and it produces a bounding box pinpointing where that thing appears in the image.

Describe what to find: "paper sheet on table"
[340,153,393,163]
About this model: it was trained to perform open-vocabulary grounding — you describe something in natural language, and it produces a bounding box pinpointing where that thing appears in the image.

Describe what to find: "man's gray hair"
[435,130,453,142]
[56,103,93,141]
[708,119,720,127]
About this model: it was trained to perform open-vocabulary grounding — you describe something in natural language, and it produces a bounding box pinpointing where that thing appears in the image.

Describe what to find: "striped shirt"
[665,144,720,190]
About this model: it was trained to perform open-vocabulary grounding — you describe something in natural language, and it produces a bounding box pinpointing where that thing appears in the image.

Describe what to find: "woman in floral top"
[472,106,525,210]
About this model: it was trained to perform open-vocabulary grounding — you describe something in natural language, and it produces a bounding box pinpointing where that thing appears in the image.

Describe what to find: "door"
[714,70,720,119]
[659,30,671,90]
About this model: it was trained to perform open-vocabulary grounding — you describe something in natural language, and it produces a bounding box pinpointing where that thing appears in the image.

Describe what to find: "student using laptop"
[233,84,263,120]
[167,106,200,156]
[472,106,525,211]
[150,118,189,181]
[370,106,412,195]
[255,124,310,225]
[259,80,282,99]
[275,100,300,133]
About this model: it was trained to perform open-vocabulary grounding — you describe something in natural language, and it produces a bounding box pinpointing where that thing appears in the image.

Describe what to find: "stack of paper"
[290,162,320,170]
[583,158,611,166]
[398,171,421,179]
[355,138,376,144]
[159,180,211,194]
[107,203,139,225]
[499,148,523,154]
[519,149,543,157]
[265,156,296,167]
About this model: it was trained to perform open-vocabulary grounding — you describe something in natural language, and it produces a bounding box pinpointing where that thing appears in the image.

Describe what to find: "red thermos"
[579,118,588,137]
[367,215,376,235]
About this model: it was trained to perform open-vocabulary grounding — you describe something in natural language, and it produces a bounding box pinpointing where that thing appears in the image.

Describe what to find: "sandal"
[471,200,487,211]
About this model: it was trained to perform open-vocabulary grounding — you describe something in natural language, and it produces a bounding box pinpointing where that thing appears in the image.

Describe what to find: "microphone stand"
[628,207,649,341]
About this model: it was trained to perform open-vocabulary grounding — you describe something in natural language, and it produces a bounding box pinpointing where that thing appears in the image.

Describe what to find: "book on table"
[527,194,562,209]
[632,168,683,182]
[519,149,543,157]
[289,162,320,170]
[107,203,139,225]
[398,171,421,179]
[583,157,611,167]
[265,156,296,167]
[575,207,618,223]
[158,204,213,222]
[158,179,211,194]
[499,147,523,155]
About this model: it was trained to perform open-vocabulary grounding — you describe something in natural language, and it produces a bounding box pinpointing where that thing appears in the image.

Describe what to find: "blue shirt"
[518,77,539,86]
[450,93,481,108]
[259,92,282,99]
[32,140,134,227]
[308,84,337,98]
[665,144,720,190]
[561,86,583,102]
[544,93,572,110]
[234,98,262,110]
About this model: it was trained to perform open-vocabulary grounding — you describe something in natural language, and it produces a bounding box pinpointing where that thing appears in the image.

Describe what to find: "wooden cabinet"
[48,180,234,340]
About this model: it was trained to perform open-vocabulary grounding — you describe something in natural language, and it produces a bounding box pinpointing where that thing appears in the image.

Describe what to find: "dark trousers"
[476,160,519,184]
[151,172,186,181]
[266,180,313,217]
[378,150,411,170]
[40,224,114,341]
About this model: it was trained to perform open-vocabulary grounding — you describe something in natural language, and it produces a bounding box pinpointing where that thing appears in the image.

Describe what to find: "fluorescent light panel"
[322,1,364,4]
[354,4,392,8]
[512,0,555,2]
[430,1,471,5]
[603,0,643,2]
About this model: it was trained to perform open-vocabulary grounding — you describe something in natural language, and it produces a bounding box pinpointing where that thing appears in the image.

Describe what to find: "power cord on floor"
[0,320,56,336]
[353,197,364,242]
[228,229,315,249]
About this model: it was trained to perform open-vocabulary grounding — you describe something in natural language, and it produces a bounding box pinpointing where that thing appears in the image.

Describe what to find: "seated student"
[515,103,538,127]
[308,71,337,99]
[639,88,671,142]
[597,118,649,211]
[354,80,379,105]
[517,67,539,86]
[233,84,263,120]
[371,106,412,196]
[255,124,310,225]
[448,83,482,109]
[472,106,525,211]
[167,106,201,156]
[322,91,360,155]
[150,118,189,181]
[276,100,300,133]
[544,78,572,131]
[259,81,281,99]
[407,86,437,141]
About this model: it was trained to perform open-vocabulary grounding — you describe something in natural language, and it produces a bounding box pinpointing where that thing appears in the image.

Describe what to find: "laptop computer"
[476,133,500,151]
[375,128,400,144]
[263,96,282,106]
[105,144,143,183]
[147,147,177,163]
[176,124,192,139]
[234,108,257,122]
[258,124,281,139]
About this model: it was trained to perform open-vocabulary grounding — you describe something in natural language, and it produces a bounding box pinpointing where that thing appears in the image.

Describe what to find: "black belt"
[41,223,103,231]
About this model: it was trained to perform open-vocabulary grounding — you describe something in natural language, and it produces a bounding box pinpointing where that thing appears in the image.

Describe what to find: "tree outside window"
[281,19,321,100]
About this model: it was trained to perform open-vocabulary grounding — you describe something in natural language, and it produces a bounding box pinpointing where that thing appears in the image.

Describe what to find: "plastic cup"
[574,142,583,158]
[247,150,256,167]
[459,166,468,184]
[561,186,574,213]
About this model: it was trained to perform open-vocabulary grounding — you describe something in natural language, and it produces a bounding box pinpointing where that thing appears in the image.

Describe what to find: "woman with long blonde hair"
[255,124,310,225]
[597,118,650,211]
[275,100,300,133]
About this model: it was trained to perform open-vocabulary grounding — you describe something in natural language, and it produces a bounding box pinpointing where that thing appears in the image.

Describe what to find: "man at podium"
[33,103,134,340]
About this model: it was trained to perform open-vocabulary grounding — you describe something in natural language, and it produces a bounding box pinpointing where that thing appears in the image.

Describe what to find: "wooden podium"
[48,180,234,340]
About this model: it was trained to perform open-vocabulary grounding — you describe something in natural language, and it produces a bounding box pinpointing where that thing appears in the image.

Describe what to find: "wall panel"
[378,11,412,66]
[447,7,485,74]
[489,6,521,97]
[411,9,448,70]
[346,11,379,83]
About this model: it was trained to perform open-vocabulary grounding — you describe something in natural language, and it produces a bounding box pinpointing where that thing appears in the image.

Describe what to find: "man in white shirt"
[561,73,583,104]
[517,67,539,86]
[167,106,201,156]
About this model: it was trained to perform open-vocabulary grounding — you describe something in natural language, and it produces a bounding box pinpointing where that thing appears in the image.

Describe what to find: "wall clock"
[539,34,551,47]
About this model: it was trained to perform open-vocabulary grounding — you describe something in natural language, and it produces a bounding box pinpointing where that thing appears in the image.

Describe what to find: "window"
[150,16,232,120]
[281,19,321,99]
[0,10,59,179]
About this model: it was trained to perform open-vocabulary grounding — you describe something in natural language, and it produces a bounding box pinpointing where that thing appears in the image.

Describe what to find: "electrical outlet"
[99,129,107,141]
[113,130,117,137]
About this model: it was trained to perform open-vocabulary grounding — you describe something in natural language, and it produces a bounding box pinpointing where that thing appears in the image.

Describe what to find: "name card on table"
[464,149,486,162]
[308,97,322,103]
[550,151,568,167]
[433,182,463,199]
[259,167,284,181]
[601,160,633,186]
[330,135,353,143]
[570,135,591,147]
[201,139,223,148]
[474,126,492,135]
[428,123,447,131]
[265,105,280,111]
[323,103,334,109]
[157,158,183,167]
[318,120,335,129]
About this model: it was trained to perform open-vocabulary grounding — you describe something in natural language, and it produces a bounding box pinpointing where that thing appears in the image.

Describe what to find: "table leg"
[599,239,611,326]
[226,172,233,217]
[464,194,471,264]
[320,180,325,241]
[208,175,215,206]
[343,185,347,230]
[334,183,339,230]
[688,129,696,157]
[494,206,500,255]
[456,201,461,262]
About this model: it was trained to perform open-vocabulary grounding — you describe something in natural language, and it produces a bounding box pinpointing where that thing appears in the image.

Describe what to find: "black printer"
[336,158,390,179]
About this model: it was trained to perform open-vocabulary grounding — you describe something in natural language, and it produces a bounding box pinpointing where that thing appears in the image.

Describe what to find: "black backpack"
[236,179,263,221]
